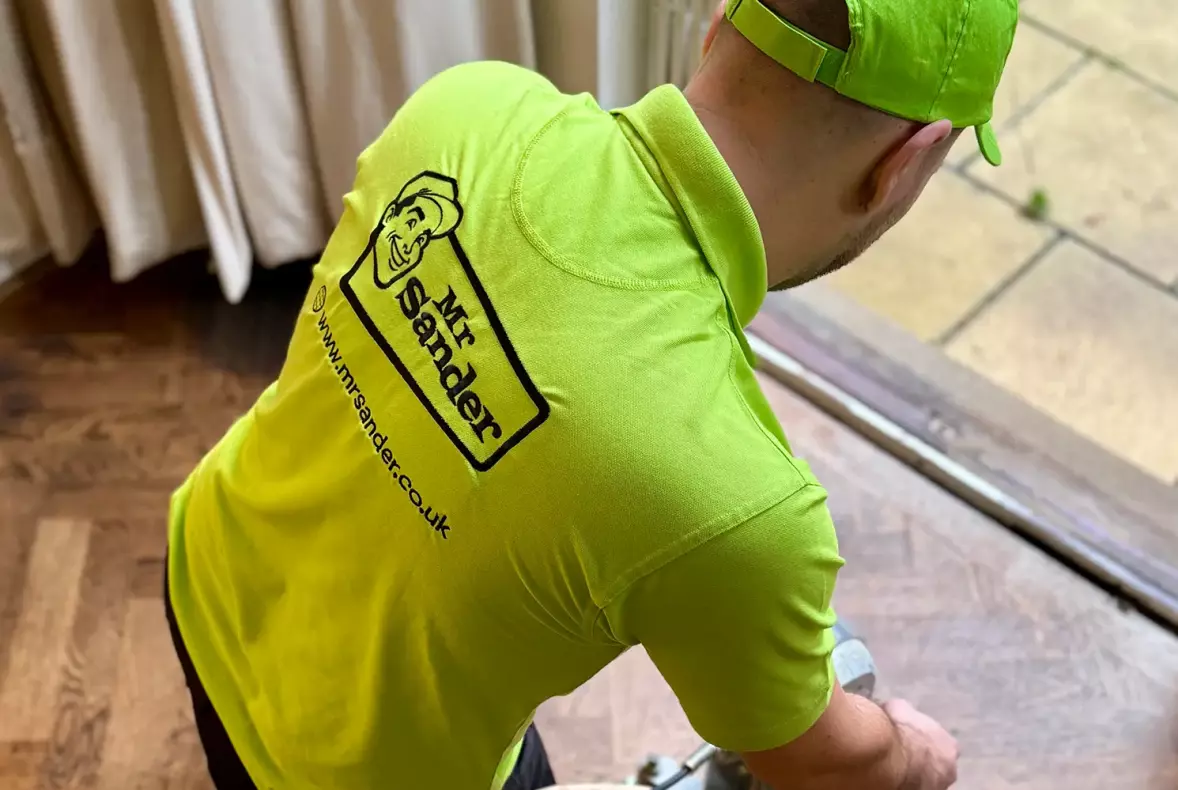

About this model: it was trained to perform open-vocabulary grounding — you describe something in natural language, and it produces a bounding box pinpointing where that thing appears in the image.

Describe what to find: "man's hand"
[740,685,959,790]
[882,699,959,790]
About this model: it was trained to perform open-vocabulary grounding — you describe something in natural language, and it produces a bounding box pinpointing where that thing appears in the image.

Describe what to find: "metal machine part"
[638,745,718,790]
[831,620,877,699]
[701,750,753,790]
[638,620,876,789]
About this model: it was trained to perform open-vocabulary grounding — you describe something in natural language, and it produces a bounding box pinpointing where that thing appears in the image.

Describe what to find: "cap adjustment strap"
[725,0,846,88]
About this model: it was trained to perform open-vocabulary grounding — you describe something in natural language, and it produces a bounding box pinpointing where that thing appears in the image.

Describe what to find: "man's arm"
[602,483,958,790]
[741,685,958,790]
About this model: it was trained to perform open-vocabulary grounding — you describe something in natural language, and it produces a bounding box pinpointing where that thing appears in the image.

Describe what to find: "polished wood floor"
[2,254,1177,789]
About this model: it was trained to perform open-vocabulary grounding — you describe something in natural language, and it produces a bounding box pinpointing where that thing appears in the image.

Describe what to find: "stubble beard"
[769,201,908,293]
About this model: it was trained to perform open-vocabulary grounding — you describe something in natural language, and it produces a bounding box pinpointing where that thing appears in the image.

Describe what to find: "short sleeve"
[602,484,845,752]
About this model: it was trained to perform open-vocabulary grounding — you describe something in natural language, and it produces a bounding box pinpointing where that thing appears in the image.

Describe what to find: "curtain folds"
[0,0,671,302]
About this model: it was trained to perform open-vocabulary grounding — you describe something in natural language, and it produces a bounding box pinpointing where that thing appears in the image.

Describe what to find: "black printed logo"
[339,172,548,471]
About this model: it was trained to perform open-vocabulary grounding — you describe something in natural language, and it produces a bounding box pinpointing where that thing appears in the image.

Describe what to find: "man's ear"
[702,1,727,57]
[865,119,953,212]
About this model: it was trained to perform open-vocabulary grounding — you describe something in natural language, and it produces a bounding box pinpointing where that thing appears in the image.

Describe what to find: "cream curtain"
[0,0,96,278]
[0,0,701,302]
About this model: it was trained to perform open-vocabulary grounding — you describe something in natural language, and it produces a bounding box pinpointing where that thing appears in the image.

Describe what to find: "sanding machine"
[630,620,876,790]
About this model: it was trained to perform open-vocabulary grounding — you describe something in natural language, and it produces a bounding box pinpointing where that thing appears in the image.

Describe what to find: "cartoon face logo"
[340,170,551,471]
[373,173,464,287]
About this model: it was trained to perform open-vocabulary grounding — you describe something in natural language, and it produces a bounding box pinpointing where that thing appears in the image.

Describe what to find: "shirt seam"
[511,107,716,293]
[590,303,813,625]
[719,303,810,478]
[591,479,823,645]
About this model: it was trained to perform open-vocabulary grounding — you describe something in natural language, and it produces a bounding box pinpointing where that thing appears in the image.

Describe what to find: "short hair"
[765,0,852,50]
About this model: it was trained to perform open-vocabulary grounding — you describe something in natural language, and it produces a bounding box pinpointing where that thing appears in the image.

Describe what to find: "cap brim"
[975,122,1002,167]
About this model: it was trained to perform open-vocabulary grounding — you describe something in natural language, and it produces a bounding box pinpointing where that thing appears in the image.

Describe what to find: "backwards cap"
[725,0,1019,165]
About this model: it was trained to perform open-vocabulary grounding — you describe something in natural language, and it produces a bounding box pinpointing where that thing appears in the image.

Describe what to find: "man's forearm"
[742,692,934,790]
[796,693,915,790]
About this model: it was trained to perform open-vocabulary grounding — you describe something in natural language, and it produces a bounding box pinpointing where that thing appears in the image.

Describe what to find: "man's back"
[168,62,841,789]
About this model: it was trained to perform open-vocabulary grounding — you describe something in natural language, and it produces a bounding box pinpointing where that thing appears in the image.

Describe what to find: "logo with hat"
[372,173,466,287]
[340,171,549,471]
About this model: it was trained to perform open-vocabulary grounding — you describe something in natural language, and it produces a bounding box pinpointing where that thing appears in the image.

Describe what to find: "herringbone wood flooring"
[2,253,1176,789]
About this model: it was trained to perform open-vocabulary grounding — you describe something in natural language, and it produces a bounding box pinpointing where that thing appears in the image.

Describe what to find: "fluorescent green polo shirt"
[168,62,844,790]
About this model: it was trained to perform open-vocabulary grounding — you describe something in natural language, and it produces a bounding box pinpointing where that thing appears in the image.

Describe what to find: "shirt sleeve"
[601,483,845,752]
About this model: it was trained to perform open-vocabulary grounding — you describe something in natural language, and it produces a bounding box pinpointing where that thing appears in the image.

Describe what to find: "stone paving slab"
[827,170,1054,342]
[948,21,1086,167]
[967,61,1178,285]
[946,240,1178,484]
[1024,0,1178,95]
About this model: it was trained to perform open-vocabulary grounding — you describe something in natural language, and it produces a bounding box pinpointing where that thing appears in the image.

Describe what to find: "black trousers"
[163,572,556,789]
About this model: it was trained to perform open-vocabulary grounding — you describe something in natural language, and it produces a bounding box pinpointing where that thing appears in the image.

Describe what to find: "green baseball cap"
[724,0,1018,165]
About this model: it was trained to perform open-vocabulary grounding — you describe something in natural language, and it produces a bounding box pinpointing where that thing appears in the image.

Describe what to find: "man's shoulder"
[424,60,555,93]
[401,61,570,131]
[358,61,593,192]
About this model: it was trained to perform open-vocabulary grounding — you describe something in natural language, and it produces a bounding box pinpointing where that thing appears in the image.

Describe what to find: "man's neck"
[683,81,846,292]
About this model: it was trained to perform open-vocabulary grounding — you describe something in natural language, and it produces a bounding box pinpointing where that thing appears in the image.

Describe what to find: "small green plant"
[1022,187,1050,222]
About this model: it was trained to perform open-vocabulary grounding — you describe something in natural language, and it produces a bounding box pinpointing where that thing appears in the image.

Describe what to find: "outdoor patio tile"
[967,62,1178,285]
[946,241,1178,483]
[825,171,1053,342]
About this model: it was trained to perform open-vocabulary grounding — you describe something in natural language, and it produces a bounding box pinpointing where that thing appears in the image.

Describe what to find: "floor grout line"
[953,169,1178,300]
[936,231,1065,347]
[1019,14,1178,107]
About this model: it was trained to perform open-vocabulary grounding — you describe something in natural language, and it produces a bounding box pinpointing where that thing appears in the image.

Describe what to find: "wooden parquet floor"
[2,252,1177,789]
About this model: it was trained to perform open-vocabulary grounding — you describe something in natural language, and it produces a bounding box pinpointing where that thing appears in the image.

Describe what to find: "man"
[165,0,1017,787]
